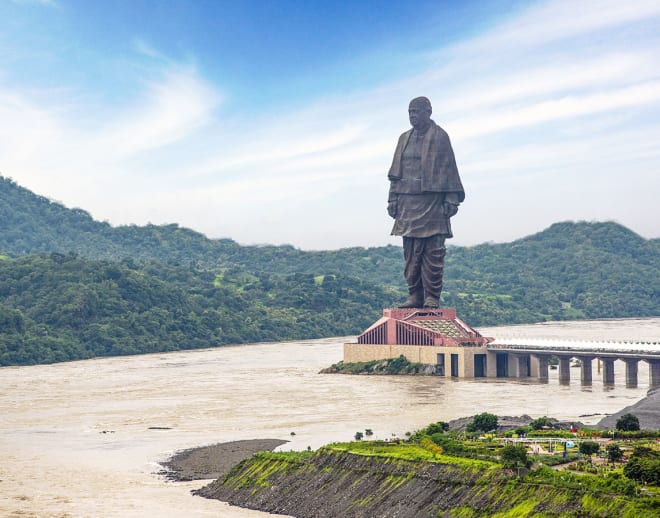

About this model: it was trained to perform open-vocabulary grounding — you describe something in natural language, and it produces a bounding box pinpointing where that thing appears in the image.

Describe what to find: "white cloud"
[0,63,222,208]
[449,80,660,140]
[2,0,660,249]
[94,66,221,158]
[458,0,660,54]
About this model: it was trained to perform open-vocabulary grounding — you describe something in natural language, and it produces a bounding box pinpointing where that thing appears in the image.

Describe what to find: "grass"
[324,441,499,471]
[216,428,659,517]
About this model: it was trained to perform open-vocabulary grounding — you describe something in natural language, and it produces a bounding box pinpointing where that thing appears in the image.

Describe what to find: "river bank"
[597,387,660,430]
[2,319,658,517]
[161,439,288,482]
[188,439,658,518]
[166,385,660,514]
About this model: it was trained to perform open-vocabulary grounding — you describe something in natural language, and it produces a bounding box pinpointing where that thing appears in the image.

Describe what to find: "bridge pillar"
[514,354,531,377]
[624,359,639,388]
[532,354,549,382]
[558,356,571,385]
[601,358,615,386]
[649,360,660,388]
[578,356,594,385]
[486,351,498,378]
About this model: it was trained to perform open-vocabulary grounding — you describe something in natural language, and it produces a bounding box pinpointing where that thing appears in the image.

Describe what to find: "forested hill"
[0,176,402,282]
[443,221,660,323]
[0,254,396,365]
[0,176,658,365]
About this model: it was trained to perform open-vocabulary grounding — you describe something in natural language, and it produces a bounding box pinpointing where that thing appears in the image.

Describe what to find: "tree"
[425,421,450,435]
[467,413,498,433]
[530,416,554,430]
[354,431,364,441]
[500,444,531,469]
[623,447,660,484]
[579,441,600,459]
[606,444,624,464]
[616,413,640,432]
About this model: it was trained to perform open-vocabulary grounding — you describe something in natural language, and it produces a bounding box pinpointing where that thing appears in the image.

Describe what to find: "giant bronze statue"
[387,97,464,308]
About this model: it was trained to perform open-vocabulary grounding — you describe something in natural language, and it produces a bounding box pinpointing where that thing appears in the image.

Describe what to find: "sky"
[1,0,659,250]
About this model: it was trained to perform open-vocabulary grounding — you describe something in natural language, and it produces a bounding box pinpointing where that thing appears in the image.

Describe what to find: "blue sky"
[1,0,659,250]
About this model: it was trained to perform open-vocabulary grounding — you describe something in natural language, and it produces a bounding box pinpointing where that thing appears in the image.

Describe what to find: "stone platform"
[344,308,494,377]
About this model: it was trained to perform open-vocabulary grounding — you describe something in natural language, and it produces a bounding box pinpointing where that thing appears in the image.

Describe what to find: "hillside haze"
[0,176,658,365]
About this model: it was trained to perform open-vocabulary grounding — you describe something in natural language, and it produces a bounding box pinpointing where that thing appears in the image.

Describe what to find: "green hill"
[0,176,402,280]
[0,176,658,365]
[443,221,660,322]
[0,253,397,365]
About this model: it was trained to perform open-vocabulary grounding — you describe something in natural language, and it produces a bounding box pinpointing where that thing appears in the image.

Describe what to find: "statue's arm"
[387,183,397,218]
[442,192,460,217]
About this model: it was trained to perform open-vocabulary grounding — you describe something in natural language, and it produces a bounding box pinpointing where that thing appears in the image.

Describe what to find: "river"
[1,317,658,517]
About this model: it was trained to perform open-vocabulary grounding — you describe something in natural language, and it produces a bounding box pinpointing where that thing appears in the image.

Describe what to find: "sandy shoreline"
[160,439,289,482]
[162,387,660,501]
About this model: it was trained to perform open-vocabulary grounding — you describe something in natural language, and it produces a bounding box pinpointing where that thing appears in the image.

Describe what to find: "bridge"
[346,308,660,387]
[488,338,660,388]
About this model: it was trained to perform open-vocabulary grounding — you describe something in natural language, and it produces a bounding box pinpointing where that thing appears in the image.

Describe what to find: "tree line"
[0,176,658,365]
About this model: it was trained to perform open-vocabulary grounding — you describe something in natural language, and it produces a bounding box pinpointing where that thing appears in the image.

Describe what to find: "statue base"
[344,307,493,377]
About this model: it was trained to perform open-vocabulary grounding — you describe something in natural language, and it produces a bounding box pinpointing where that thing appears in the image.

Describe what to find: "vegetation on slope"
[195,417,660,517]
[0,253,397,365]
[321,355,434,375]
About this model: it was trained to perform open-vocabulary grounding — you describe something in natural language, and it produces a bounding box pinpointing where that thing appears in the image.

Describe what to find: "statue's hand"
[443,202,459,218]
[387,200,397,218]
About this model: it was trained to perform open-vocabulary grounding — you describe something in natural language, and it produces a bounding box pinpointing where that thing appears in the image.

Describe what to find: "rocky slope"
[597,387,660,430]
[195,448,651,517]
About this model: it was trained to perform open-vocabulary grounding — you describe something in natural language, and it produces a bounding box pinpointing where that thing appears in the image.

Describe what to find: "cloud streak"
[1,0,659,249]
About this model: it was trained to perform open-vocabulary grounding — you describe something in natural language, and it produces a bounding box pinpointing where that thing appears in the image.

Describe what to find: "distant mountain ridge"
[0,176,404,281]
[0,174,658,366]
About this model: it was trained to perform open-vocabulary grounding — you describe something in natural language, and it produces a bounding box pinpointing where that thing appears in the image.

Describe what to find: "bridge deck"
[489,338,660,360]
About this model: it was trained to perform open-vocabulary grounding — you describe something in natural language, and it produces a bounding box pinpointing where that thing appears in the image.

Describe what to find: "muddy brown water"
[1,317,658,517]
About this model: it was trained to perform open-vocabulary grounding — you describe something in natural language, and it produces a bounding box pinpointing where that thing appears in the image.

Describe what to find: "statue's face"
[408,104,431,130]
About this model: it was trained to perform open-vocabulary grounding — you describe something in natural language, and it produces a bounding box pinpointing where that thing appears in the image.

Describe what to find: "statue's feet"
[399,295,423,308]
[423,297,439,308]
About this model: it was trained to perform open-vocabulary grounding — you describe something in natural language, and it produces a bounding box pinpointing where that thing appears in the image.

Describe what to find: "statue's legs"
[400,237,423,307]
[400,235,446,308]
[421,235,445,307]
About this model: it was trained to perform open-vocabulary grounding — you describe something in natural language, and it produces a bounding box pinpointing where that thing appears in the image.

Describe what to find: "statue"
[387,97,464,308]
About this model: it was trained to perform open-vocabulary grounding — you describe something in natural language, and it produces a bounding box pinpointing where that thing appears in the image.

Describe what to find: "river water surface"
[1,317,658,517]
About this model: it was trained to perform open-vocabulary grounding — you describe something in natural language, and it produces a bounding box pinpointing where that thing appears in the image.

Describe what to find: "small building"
[344,308,494,377]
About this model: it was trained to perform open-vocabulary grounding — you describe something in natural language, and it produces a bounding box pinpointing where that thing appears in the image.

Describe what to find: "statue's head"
[408,97,432,130]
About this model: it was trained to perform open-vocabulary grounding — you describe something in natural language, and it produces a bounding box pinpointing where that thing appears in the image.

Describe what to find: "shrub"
[579,441,600,457]
[606,444,624,463]
[612,429,659,439]
[500,444,531,469]
[616,413,640,432]
[526,429,574,438]
[530,416,554,430]
[466,413,498,433]
[623,447,660,485]
[424,421,450,435]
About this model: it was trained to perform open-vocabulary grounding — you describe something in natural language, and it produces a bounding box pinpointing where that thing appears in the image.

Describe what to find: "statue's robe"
[387,120,464,303]
[388,120,464,238]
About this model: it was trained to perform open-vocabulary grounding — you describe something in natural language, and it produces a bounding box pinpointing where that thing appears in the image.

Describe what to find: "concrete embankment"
[194,448,648,517]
